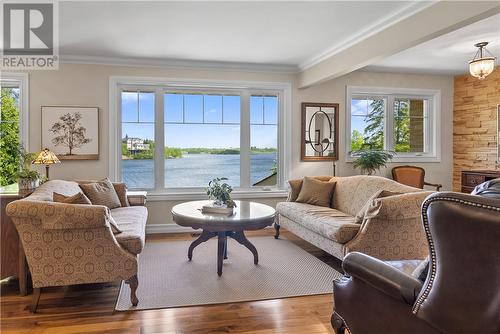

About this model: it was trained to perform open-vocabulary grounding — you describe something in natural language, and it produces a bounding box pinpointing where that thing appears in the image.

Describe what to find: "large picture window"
[347,86,440,162]
[115,80,287,193]
[163,92,241,188]
[0,74,28,187]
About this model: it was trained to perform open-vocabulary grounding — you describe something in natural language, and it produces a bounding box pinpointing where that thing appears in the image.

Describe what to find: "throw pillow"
[296,176,336,207]
[79,178,122,209]
[53,192,92,205]
[288,176,335,202]
[354,190,402,224]
[288,179,303,202]
[75,180,130,207]
[112,182,130,207]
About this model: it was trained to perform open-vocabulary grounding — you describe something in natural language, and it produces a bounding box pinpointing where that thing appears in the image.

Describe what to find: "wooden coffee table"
[172,200,276,276]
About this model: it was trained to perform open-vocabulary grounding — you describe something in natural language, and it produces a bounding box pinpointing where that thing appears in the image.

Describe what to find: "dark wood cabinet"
[1,192,30,295]
[461,170,500,193]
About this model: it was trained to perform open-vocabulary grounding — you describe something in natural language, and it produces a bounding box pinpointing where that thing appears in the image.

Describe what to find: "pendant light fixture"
[469,42,496,80]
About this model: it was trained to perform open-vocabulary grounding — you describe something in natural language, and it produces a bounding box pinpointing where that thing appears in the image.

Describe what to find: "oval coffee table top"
[172,200,276,231]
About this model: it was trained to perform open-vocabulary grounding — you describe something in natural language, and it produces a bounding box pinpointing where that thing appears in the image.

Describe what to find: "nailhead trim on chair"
[412,196,500,314]
[332,311,352,334]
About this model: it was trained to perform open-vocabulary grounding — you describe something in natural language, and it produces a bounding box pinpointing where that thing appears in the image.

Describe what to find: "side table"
[0,189,32,295]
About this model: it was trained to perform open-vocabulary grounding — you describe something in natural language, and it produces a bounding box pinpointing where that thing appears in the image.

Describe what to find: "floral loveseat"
[275,175,433,261]
[6,180,147,311]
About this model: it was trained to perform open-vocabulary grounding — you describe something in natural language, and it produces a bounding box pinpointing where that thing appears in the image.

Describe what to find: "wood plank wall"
[453,66,500,191]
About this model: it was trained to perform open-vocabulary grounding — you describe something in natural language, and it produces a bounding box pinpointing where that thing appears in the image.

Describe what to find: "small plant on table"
[206,177,236,208]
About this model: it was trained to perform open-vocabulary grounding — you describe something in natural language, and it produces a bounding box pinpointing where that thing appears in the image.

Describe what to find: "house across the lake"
[126,138,150,152]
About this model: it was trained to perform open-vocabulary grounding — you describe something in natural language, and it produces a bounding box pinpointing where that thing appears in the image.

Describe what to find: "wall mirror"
[301,102,339,161]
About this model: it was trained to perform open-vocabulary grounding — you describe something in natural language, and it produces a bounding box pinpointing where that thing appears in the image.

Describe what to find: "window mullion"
[240,91,250,189]
[154,90,165,191]
[385,96,394,151]
[424,98,431,154]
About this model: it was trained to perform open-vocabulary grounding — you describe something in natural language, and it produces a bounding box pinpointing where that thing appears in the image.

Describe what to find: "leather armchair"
[331,184,500,334]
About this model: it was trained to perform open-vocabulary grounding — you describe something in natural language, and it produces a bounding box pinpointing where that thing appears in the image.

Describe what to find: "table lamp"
[32,148,61,180]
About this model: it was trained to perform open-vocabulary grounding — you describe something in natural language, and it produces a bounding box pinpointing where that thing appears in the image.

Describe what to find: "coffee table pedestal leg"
[188,230,215,260]
[232,231,259,265]
[187,229,260,276]
[217,232,226,276]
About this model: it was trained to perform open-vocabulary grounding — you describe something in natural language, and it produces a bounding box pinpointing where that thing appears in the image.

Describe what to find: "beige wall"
[5,64,453,226]
[293,70,454,190]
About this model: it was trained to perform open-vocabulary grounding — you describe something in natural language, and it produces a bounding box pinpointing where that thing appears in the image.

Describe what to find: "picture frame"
[301,102,339,161]
[41,106,99,160]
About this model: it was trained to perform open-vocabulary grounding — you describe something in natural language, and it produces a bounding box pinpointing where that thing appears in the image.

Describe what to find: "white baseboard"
[146,224,195,234]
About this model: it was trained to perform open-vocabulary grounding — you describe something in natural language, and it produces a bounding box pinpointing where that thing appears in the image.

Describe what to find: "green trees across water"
[121,139,277,160]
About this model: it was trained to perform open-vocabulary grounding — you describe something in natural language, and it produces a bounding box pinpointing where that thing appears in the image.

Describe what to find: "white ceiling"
[365,13,500,75]
[59,1,432,71]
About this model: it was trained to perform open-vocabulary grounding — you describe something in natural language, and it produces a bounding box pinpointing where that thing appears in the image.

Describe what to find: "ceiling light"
[469,42,496,80]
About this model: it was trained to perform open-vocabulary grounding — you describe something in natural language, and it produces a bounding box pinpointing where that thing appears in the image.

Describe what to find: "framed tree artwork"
[41,106,99,160]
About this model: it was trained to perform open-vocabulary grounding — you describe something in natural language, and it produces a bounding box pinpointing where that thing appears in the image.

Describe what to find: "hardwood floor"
[1,230,342,334]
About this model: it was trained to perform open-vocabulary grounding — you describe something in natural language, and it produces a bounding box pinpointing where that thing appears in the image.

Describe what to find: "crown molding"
[361,65,464,76]
[60,54,300,74]
[298,1,436,71]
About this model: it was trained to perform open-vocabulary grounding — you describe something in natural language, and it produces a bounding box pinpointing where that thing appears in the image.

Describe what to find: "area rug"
[115,236,342,311]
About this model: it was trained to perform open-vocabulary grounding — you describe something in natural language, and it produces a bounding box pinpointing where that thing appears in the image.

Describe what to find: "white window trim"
[109,76,292,197]
[0,73,29,150]
[345,85,441,163]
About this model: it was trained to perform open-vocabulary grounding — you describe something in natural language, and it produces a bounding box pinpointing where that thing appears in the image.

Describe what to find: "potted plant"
[352,150,394,175]
[16,146,43,190]
[205,177,236,209]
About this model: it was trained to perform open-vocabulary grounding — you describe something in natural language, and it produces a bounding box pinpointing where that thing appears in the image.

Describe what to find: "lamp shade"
[32,148,61,165]
[469,57,495,80]
[469,42,496,80]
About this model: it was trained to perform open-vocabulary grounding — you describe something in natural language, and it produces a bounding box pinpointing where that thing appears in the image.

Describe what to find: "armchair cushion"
[343,252,423,305]
[79,178,122,209]
[111,206,148,255]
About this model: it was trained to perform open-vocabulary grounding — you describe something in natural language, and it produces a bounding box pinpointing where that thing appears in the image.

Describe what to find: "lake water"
[122,153,277,189]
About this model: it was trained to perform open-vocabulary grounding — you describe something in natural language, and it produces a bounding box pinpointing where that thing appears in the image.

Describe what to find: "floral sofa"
[6,180,147,311]
[275,175,433,261]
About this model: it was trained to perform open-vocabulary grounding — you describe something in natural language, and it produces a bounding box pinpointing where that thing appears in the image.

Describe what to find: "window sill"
[146,189,288,202]
[346,155,441,163]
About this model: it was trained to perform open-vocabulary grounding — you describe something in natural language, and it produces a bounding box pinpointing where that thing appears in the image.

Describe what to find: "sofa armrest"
[343,252,423,305]
[345,191,433,260]
[127,191,147,206]
[6,200,110,229]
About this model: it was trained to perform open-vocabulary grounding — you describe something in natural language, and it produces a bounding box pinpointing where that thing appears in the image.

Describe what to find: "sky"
[351,98,382,135]
[121,93,278,148]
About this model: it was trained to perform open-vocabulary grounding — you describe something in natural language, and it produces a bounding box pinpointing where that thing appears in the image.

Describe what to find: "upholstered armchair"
[392,165,442,191]
[6,180,147,312]
[331,186,500,333]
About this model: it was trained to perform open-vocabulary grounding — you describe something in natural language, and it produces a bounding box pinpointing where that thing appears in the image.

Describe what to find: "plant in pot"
[16,146,44,190]
[351,149,394,175]
[206,177,236,208]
